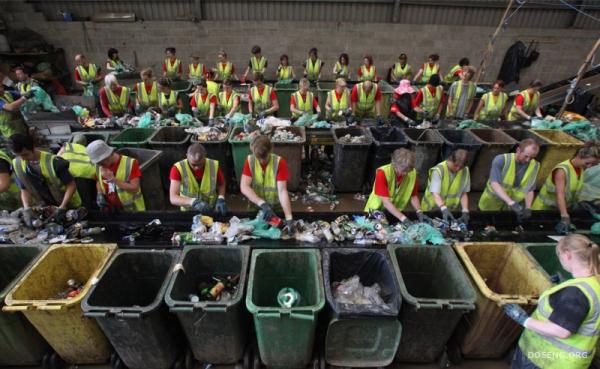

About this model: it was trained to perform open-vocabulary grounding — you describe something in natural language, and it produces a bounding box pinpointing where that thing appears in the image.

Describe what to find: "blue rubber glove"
[376,116,384,126]
[555,217,572,235]
[191,199,211,213]
[97,193,108,208]
[417,210,433,225]
[215,198,228,216]
[441,207,456,224]
[257,111,266,120]
[259,202,275,221]
[503,304,529,327]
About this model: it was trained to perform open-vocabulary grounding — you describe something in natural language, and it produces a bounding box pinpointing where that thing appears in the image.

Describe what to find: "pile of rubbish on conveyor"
[172,210,468,247]
[0,207,105,245]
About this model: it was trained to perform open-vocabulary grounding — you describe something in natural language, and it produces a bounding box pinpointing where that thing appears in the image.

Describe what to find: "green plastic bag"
[293,113,318,127]
[229,112,252,127]
[138,112,154,128]
[591,222,600,235]
[581,165,600,203]
[458,120,489,129]
[175,113,193,126]
[21,86,58,113]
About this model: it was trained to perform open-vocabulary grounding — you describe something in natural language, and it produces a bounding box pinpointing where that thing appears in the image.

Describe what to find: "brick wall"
[3,15,596,87]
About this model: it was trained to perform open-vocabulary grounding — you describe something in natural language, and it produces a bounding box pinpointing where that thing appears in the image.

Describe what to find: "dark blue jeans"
[512,347,540,369]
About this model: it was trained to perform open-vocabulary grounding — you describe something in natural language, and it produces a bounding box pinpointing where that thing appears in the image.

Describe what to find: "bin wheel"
[113,357,126,369]
[437,350,450,368]
[252,352,262,369]
[49,352,65,369]
[241,345,252,369]
[184,349,195,369]
[319,351,327,369]
[446,342,463,365]
[42,353,51,369]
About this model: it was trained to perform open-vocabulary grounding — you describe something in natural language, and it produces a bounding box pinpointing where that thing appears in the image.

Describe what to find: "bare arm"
[3,96,27,111]
[21,189,32,208]
[525,190,535,209]
[0,173,11,193]
[59,181,77,209]
[410,194,421,212]
[491,181,516,205]
[432,192,446,209]
[240,174,264,206]
[266,98,279,115]
[290,103,303,116]
[113,176,140,193]
[474,99,485,120]
[218,178,226,197]
[413,68,423,83]
[226,97,240,118]
[277,180,292,220]
[554,169,569,218]
[290,66,296,79]
[460,192,469,212]
[525,318,572,340]
[535,104,543,118]
[375,99,382,116]
[169,179,194,207]
[516,105,531,120]
[209,102,216,119]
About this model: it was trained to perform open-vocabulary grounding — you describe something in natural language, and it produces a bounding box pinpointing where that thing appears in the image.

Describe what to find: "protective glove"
[458,211,470,225]
[208,118,214,126]
[400,217,413,227]
[22,208,34,228]
[257,111,266,120]
[167,106,177,116]
[259,202,275,222]
[192,107,200,117]
[555,217,572,235]
[417,210,433,225]
[522,208,532,220]
[433,114,441,123]
[510,202,524,220]
[503,304,529,327]
[52,207,67,223]
[283,219,296,235]
[441,207,456,224]
[191,199,211,213]
[24,90,36,100]
[376,116,384,126]
[346,114,355,125]
[405,118,416,126]
[96,194,108,208]
[215,198,228,216]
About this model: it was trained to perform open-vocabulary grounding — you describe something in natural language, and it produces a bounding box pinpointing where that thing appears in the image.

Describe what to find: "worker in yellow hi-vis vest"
[474,80,508,121]
[508,80,544,121]
[74,54,103,97]
[169,143,227,215]
[413,54,441,84]
[243,45,267,83]
[99,74,132,117]
[248,73,279,119]
[364,148,433,225]
[504,234,600,369]
[134,68,159,114]
[303,48,323,82]
[290,78,321,119]
[163,47,182,80]
[532,142,600,234]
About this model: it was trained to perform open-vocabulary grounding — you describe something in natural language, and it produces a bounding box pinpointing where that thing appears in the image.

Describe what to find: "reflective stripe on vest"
[509,90,540,121]
[137,82,158,107]
[17,80,37,94]
[421,161,469,211]
[444,65,462,82]
[277,66,292,80]
[479,153,539,211]
[533,160,584,210]
[219,91,240,113]
[249,154,280,206]
[175,158,218,211]
[479,92,507,120]
[0,150,20,199]
[251,85,272,113]
[364,165,416,212]
[106,86,130,114]
[392,63,412,81]
[356,83,378,114]
[251,56,267,73]
[360,65,376,81]
[165,58,181,78]
[335,62,348,78]
[519,277,600,369]
[189,63,204,79]
[328,89,349,117]
[421,63,439,83]
[420,86,443,115]
[96,155,145,212]
[306,59,322,80]
[216,62,233,80]
[448,81,476,116]
[0,92,14,125]
[292,91,314,118]
[158,90,177,111]
[59,143,96,179]
[13,151,81,208]
[77,64,97,83]
[108,59,124,70]
[194,92,215,116]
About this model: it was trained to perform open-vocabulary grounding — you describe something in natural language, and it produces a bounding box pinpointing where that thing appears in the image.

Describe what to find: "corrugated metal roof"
[23,0,600,28]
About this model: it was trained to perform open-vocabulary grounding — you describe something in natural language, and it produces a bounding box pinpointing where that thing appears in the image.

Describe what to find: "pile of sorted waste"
[457,120,490,129]
[271,127,303,142]
[232,129,262,141]
[0,207,104,245]
[333,275,387,307]
[298,147,339,210]
[185,126,229,141]
[54,279,84,300]
[338,134,369,144]
[188,274,240,302]
[292,113,333,129]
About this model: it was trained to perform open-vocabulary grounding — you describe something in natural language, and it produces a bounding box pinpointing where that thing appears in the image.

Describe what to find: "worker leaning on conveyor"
[248,72,279,119]
[240,135,294,232]
[100,74,133,118]
[169,143,227,215]
[421,149,471,226]
[0,82,30,138]
[505,234,600,369]
[57,133,97,209]
[0,148,22,211]
[350,79,383,124]
[87,140,145,212]
[364,148,433,225]
[478,139,540,222]
[134,68,159,114]
[10,133,81,226]
[533,141,600,234]
[508,79,543,121]
[74,54,103,98]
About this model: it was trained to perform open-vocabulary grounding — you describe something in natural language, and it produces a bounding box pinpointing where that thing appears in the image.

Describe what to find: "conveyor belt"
[540,66,600,107]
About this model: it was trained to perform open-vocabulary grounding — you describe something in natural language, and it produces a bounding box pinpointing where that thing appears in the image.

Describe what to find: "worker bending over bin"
[240,135,294,232]
[325,78,351,121]
[290,78,321,119]
[474,80,508,121]
[533,141,600,234]
[508,79,543,121]
[218,79,241,119]
[421,149,471,225]
[10,134,81,225]
[413,74,444,123]
[87,140,145,212]
[58,133,97,209]
[157,78,181,117]
[505,234,600,369]
[351,79,383,124]
[364,148,432,225]
[0,149,22,210]
[0,83,30,137]
[190,78,216,125]
[248,73,279,119]
[100,74,132,118]
[74,54,103,97]
[135,68,159,114]
[169,143,227,215]
[479,139,540,222]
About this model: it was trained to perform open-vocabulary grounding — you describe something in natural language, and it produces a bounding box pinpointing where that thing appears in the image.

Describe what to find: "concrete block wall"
[3,16,596,88]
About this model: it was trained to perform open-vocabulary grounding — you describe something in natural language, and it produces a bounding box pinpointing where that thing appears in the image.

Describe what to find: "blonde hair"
[140,68,153,79]
[104,73,118,89]
[557,234,600,275]
[391,148,415,172]
[250,135,272,160]
[576,141,600,159]
[335,78,347,88]
[299,78,309,88]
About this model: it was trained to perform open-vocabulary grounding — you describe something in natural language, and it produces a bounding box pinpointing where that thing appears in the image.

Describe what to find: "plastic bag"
[333,275,386,306]
[138,112,154,128]
[531,118,563,129]
[591,222,600,235]
[458,120,490,129]
[175,113,193,126]
[293,113,318,127]
[580,165,600,203]
[21,86,58,113]
[229,113,252,127]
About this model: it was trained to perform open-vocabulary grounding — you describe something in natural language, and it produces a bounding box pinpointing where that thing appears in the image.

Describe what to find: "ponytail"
[557,234,600,276]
